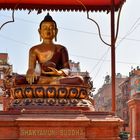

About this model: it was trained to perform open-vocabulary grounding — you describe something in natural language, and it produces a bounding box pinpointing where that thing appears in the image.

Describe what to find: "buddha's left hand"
[41,67,64,76]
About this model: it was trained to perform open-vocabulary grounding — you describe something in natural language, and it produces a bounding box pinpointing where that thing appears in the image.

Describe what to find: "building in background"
[69,60,91,83]
[69,60,94,92]
[94,68,140,131]
[69,60,81,72]
[94,73,129,129]
[119,78,130,131]
[94,73,127,111]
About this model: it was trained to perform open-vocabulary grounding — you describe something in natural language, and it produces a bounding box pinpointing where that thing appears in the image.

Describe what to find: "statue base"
[1,84,123,139]
[5,84,95,111]
[8,98,95,112]
[0,109,123,140]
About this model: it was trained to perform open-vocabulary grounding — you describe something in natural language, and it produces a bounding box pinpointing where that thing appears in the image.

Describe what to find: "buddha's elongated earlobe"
[38,29,42,42]
[55,35,57,42]
[55,29,58,42]
[40,35,42,42]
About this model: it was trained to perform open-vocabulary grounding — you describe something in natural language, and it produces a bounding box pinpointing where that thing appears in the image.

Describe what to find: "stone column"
[128,93,140,140]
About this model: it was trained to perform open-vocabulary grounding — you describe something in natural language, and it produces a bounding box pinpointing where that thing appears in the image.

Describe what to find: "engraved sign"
[20,127,85,138]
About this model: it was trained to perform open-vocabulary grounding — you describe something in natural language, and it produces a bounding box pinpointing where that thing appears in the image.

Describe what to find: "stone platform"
[0,109,123,140]
[1,84,123,139]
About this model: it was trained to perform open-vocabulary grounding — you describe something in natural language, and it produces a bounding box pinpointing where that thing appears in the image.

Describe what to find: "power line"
[0,33,140,66]
[0,34,31,46]
[1,13,140,43]
[91,49,110,80]
[116,17,140,47]
[90,17,140,81]
[1,13,140,81]
[71,54,140,65]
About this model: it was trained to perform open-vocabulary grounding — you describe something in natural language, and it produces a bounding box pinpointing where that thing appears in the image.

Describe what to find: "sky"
[0,0,140,94]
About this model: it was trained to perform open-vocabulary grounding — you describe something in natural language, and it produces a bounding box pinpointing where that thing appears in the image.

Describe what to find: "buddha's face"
[39,21,57,41]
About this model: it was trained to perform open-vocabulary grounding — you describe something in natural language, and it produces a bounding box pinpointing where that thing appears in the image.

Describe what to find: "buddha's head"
[38,13,58,42]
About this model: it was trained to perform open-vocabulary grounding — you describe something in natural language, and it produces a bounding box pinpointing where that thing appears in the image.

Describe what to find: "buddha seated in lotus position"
[15,13,85,86]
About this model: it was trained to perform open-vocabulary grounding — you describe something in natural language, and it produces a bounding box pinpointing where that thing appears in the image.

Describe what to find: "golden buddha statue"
[2,13,94,110]
[13,13,83,86]
[25,13,84,85]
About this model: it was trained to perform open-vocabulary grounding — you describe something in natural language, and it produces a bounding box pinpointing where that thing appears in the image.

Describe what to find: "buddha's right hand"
[26,69,38,85]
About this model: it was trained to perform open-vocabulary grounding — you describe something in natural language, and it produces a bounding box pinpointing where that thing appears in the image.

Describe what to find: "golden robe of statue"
[25,13,84,85]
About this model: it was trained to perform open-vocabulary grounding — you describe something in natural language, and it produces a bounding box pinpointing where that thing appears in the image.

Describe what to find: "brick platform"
[0,109,123,140]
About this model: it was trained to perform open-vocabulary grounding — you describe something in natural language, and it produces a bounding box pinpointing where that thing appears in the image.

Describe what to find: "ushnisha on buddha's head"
[38,13,58,42]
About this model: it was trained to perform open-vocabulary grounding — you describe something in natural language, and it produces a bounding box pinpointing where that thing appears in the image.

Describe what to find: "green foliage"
[119,131,130,139]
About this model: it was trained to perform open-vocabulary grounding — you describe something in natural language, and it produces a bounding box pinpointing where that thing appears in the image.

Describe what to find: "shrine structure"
[0,0,126,139]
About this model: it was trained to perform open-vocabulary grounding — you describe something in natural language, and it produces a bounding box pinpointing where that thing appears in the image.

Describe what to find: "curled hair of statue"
[39,13,57,29]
